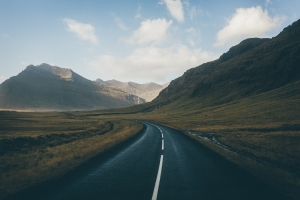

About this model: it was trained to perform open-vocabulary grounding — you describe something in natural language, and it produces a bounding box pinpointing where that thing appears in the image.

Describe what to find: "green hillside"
[83,19,300,199]
[155,19,300,107]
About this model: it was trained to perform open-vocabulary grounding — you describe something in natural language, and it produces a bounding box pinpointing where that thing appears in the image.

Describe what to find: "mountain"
[154,19,300,107]
[139,83,169,102]
[95,79,169,102]
[140,20,300,200]
[0,64,145,111]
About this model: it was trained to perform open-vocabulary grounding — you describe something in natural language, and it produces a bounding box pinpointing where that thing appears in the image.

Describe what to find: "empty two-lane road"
[10,121,287,200]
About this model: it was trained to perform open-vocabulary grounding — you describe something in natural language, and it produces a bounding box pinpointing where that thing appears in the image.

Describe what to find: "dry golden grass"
[215,131,300,199]
[0,111,143,199]
[186,132,300,200]
[1,82,300,199]
[93,84,300,199]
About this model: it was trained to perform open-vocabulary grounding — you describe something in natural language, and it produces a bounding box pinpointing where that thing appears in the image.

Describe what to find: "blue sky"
[0,0,299,84]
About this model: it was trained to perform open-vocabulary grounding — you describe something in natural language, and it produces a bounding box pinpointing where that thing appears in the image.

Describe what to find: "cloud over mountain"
[125,18,172,45]
[63,18,99,44]
[90,44,217,83]
[215,6,285,46]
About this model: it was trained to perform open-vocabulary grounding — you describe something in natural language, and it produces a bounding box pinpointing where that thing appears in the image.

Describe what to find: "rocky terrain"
[0,64,145,111]
[95,79,169,102]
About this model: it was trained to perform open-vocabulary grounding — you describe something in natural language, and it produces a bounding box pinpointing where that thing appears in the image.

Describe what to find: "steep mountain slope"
[154,19,300,107]
[95,79,168,102]
[89,19,300,200]
[0,64,145,110]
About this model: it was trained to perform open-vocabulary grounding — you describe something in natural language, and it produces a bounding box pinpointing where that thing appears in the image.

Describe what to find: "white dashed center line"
[152,155,163,200]
[151,125,164,200]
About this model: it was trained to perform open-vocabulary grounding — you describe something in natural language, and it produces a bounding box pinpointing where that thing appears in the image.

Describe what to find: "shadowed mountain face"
[95,79,169,102]
[154,19,300,106]
[0,64,145,111]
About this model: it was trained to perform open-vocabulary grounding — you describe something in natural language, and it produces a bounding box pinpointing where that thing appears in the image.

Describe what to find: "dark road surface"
[9,121,288,200]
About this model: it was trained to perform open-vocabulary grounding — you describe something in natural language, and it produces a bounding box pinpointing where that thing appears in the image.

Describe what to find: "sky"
[0,0,299,84]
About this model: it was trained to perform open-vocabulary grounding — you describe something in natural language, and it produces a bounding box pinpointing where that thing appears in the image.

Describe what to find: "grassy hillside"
[90,80,300,199]
[77,19,300,199]
[1,18,299,200]
[155,19,300,107]
[1,80,299,199]
[0,111,143,199]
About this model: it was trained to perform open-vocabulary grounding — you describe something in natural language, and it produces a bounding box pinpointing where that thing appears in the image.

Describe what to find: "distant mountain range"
[0,64,145,111]
[2,19,299,112]
[95,79,169,102]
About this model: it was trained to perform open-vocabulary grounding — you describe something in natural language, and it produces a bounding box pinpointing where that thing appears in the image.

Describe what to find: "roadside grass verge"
[127,85,300,200]
[0,111,143,199]
[185,131,300,200]
[1,81,299,199]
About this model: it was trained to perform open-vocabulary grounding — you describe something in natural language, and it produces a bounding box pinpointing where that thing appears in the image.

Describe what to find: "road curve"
[8,121,288,200]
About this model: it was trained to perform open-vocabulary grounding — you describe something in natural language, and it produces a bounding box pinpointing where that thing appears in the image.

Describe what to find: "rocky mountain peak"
[25,63,74,81]
[95,79,168,102]
[0,64,146,110]
[95,78,108,85]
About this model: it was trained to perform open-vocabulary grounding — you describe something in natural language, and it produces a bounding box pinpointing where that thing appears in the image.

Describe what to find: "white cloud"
[160,0,184,22]
[182,0,203,20]
[90,45,217,83]
[265,0,272,6]
[63,18,98,44]
[185,27,201,47]
[135,4,142,19]
[187,5,203,20]
[187,38,196,47]
[189,6,197,20]
[185,27,196,35]
[0,76,6,84]
[215,6,285,46]
[114,16,129,30]
[124,18,172,45]
[182,0,189,7]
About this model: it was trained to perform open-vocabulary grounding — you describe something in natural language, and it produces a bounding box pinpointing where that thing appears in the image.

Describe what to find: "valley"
[95,79,169,102]
[1,18,300,200]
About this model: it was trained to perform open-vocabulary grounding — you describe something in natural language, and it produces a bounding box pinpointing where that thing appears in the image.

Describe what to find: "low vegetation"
[72,82,300,199]
[1,18,299,200]
[0,111,143,199]
[183,128,300,198]
[66,81,300,199]
[132,81,300,199]
[1,81,299,199]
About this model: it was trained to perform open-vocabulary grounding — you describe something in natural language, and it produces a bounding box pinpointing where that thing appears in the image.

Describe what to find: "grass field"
[0,111,143,199]
[1,81,300,199]
[133,81,300,199]
[70,80,299,199]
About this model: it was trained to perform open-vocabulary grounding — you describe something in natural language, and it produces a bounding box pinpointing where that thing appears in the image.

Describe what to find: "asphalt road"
[10,121,287,200]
